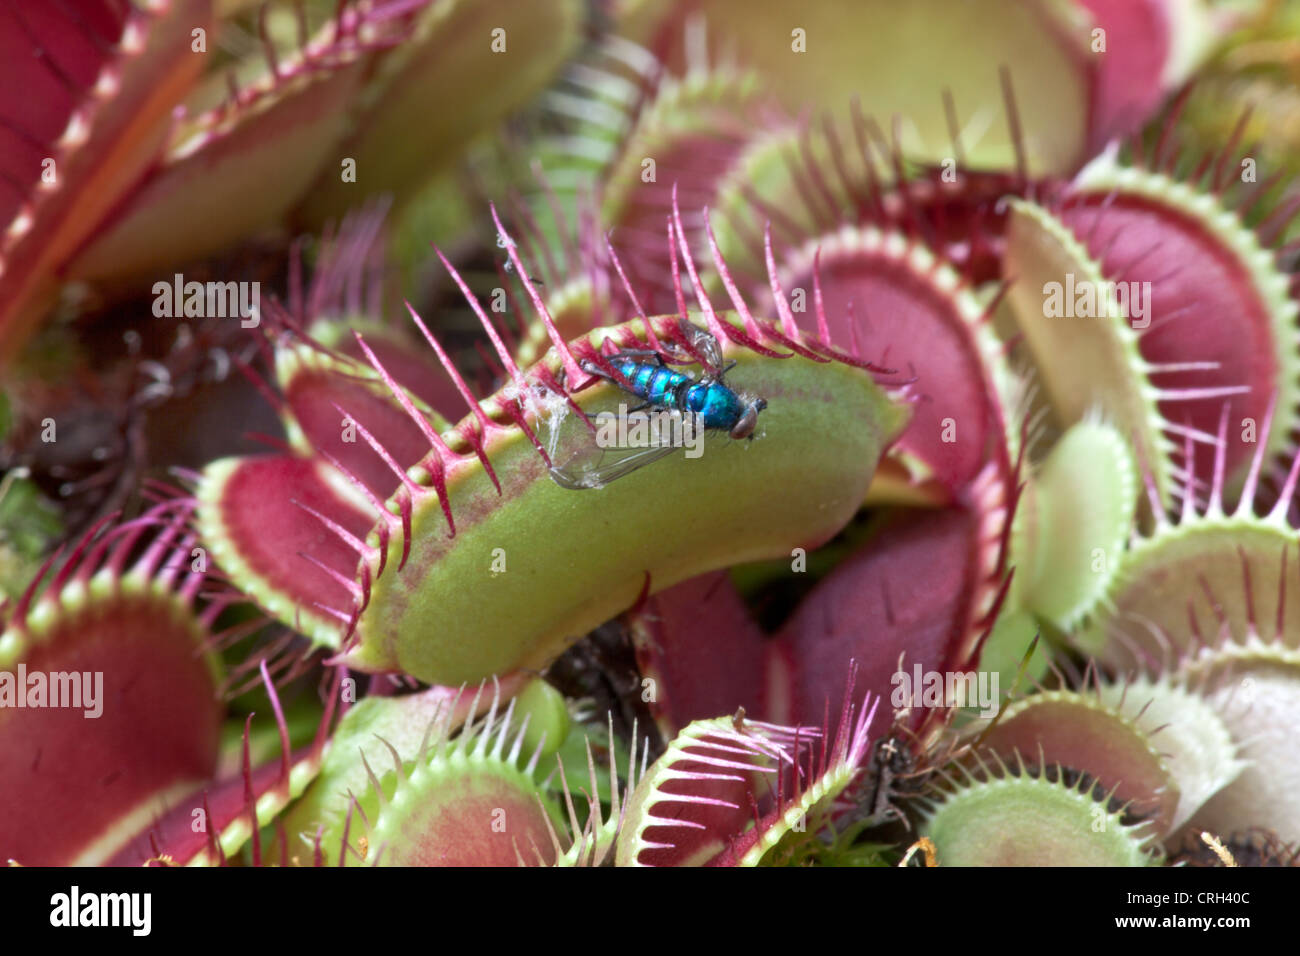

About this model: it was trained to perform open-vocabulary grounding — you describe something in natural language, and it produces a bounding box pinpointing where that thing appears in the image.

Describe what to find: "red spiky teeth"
[330,329,468,422]
[0,508,224,866]
[278,347,446,499]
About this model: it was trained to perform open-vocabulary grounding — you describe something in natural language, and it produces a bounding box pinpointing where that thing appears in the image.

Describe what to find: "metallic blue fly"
[547,321,767,490]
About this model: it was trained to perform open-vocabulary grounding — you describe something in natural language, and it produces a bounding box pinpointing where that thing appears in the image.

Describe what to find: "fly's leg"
[700,359,738,386]
[584,349,665,388]
[606,348,665,364]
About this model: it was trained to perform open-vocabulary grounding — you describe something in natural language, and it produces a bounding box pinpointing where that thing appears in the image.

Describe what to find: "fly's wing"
[549,442,681,490]
[686,322,725,372]
[658,319,725,373]
[546,406,711,491]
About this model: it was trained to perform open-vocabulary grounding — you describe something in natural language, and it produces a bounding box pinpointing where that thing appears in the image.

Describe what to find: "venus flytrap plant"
[7,0,1300,872]
[710,116,1023,287]
[1095,675,1250,838]
[1180,640,1300,845]
[1178,2,1300,238]
[695,102,1037,505]
[1008,415,1138,633]
[106,659,335,867]
[766,226,1024,503]
[194,258,468,648]
[65,8,380,283]
[342,310,909,685]
[0,501,357,868]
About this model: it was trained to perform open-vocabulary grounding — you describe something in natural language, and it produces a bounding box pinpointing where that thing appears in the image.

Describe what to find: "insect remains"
[546,320,769,490]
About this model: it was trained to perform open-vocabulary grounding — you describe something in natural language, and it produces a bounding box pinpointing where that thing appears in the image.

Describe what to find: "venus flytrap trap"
[767,227,1023,503]
[1007,415,1138,633]
[1177,3,1300,238]
[696,103,1035,506]
[1180,643,1300,845]
[271,673,559,865]
[918,751,1161,867]
[706,104,1025,288]
[0,505,225,865]
[1094,676,1249,838]
[287,678,625,867]
[0,505,346,868]
[67,0,584,281]
[341,304,908,685]
[1004,147,1300,507]
[965,678,1244,840]
[0,1,581,364]
[1073,408,1300,667]
[617,672,880,867]
[301,211,909,685]
[64,13,375,283]
[105,661,334,868]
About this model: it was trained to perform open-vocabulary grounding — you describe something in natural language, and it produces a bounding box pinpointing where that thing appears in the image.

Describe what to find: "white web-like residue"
[500,372,575,466]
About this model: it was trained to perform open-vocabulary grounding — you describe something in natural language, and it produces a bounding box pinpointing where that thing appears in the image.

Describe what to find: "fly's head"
[729,396,768,440]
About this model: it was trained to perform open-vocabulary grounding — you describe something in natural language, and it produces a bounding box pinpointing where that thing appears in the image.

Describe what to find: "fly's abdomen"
[615,360,691,408]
